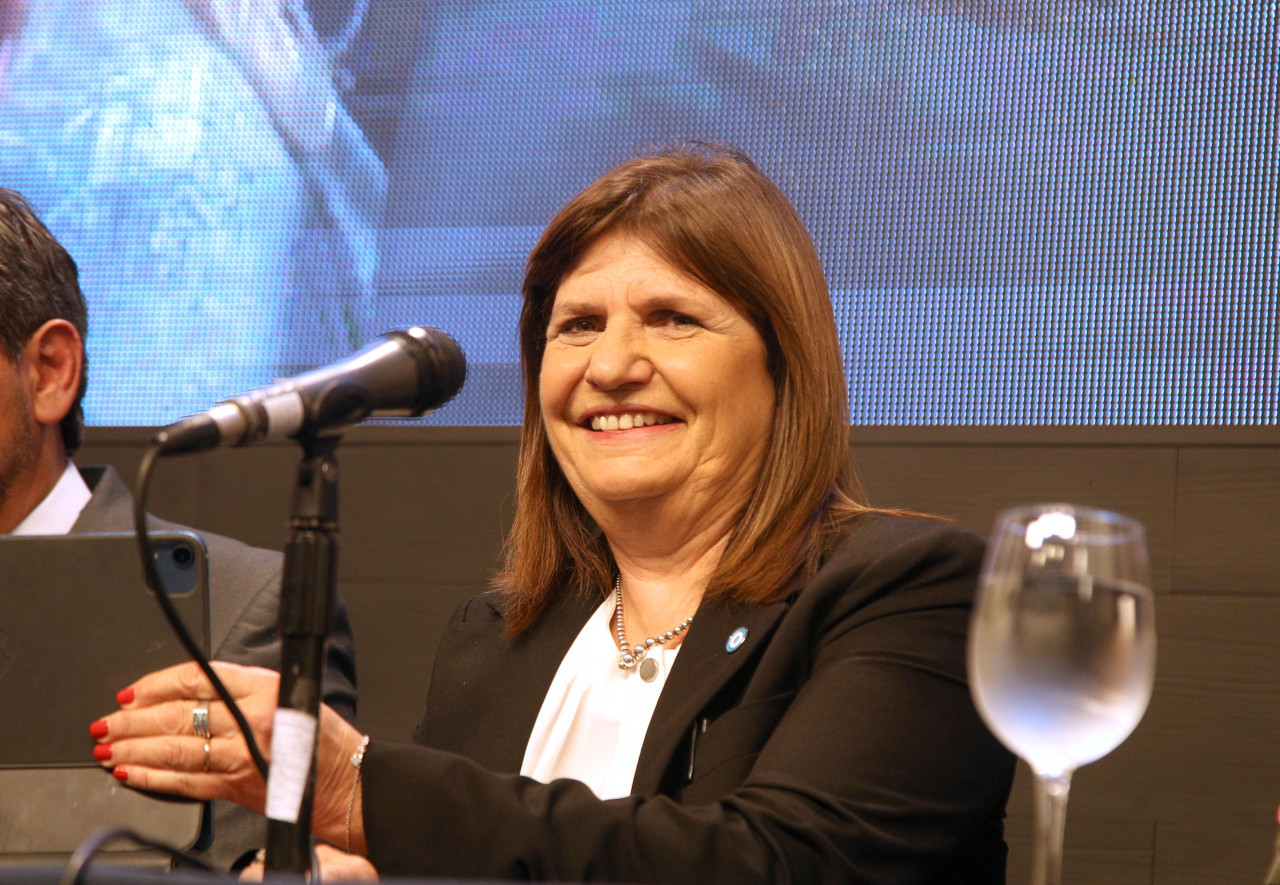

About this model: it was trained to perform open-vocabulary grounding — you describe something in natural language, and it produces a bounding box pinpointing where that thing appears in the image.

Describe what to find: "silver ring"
[202,740,211,772]
[193,705,210,739]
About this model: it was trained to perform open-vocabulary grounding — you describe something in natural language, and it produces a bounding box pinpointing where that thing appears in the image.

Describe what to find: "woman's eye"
[555,317,600,338]
[654,311,700,331]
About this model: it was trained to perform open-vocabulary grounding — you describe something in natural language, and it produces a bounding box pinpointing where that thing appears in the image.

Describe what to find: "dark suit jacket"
[361,514,1015,884]
[72,465,358,870]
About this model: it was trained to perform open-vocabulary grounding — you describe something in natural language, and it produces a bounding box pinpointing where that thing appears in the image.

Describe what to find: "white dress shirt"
[521,596,682,799]
[11,460,92,535]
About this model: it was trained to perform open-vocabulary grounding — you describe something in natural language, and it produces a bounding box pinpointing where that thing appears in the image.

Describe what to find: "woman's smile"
[585,411,677,432]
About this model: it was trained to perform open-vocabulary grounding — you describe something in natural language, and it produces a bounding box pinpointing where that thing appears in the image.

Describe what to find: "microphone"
[154,327,466,455]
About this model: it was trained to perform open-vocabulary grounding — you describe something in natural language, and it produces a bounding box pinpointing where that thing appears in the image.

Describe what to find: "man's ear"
[22,318,83,427]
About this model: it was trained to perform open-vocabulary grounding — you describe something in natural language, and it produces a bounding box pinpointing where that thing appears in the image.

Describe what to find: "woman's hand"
[90,661,279,812]
[90,660,370,852]
[239,844,379,882]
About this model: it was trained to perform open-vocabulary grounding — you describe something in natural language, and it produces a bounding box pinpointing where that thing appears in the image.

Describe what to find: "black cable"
[58,827,214,885]
[133,443,269,778]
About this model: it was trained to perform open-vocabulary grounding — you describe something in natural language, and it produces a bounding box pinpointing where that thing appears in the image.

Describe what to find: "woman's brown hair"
[496,144,871,634]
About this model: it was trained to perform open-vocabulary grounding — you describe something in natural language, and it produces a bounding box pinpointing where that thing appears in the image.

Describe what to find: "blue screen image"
[0,1,1273,426]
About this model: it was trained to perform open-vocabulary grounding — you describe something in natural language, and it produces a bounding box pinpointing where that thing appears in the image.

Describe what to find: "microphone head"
[154,326,468,455]
[387,327,467,416]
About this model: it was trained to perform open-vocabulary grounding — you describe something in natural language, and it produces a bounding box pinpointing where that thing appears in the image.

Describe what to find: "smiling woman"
[504,146,866,635]
[95,144,1016,884]
[538,233,776,586]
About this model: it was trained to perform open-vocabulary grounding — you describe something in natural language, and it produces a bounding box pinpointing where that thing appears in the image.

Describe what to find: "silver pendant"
[639,657,659,683]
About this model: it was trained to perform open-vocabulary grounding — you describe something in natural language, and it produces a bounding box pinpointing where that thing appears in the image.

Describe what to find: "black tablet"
[0,531,209,858]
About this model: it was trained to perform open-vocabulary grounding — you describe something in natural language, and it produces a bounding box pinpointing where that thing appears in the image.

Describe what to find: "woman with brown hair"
[94,144,1015,883]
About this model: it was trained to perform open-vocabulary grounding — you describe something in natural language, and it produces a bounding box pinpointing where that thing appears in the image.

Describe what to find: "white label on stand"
[265,708,317,823]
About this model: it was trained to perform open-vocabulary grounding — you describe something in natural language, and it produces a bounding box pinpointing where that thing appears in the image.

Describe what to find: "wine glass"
[968,504,1156,885]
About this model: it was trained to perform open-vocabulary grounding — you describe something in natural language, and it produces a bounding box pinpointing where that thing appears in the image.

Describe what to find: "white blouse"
[520,596,681,799]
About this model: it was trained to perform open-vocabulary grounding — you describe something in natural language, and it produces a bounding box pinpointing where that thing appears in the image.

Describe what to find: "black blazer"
[362,514,1015,883]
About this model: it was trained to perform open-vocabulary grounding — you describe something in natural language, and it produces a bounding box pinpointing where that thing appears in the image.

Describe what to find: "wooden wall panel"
[177,446,300,549]
[335,441,517,585]
[1174,447,1280,594]
[852,444,1179,592]
[1050,595,1280,820]
[1155,816,1278,885]
[1031,594,1280,883]
[1004,809,1155,885]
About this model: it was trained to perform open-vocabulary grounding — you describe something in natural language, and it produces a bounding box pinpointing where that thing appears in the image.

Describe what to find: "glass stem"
[1031,770,1073,885]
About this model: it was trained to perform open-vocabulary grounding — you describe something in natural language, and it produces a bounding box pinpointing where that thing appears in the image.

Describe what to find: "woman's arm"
[93,519,1013,883]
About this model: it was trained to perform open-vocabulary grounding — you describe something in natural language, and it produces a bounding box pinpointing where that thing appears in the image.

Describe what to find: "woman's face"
[539,232,776,519]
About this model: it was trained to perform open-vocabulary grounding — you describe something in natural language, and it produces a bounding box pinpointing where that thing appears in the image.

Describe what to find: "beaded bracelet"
[345,735,371,853]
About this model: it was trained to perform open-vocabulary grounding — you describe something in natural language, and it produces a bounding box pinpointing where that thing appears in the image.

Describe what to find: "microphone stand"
[264,433,342,876]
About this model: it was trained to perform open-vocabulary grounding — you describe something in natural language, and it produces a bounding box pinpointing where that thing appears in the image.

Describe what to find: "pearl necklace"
[614,575,694,683]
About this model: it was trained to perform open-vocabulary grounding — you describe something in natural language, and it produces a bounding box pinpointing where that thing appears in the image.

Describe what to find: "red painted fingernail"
[116,687,135,705]
[93,744,113,761]
[112,767,129,782]
[89,720,109,739]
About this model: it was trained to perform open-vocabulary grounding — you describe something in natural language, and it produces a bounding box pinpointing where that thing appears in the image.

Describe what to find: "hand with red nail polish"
[92,661,279,815]
[95,659,364,854]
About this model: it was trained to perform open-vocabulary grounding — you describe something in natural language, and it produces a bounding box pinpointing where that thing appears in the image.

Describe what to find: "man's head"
[0,188,87,453]
[0,188,87,531]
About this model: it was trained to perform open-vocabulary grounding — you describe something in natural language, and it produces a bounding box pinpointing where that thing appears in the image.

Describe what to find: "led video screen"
[0,1,1273,425]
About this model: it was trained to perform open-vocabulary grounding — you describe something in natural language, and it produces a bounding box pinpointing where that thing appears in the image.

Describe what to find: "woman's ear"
[23,318,83,427]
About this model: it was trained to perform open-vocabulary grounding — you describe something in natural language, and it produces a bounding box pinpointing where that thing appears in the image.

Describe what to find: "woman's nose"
[584,323,652,391]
